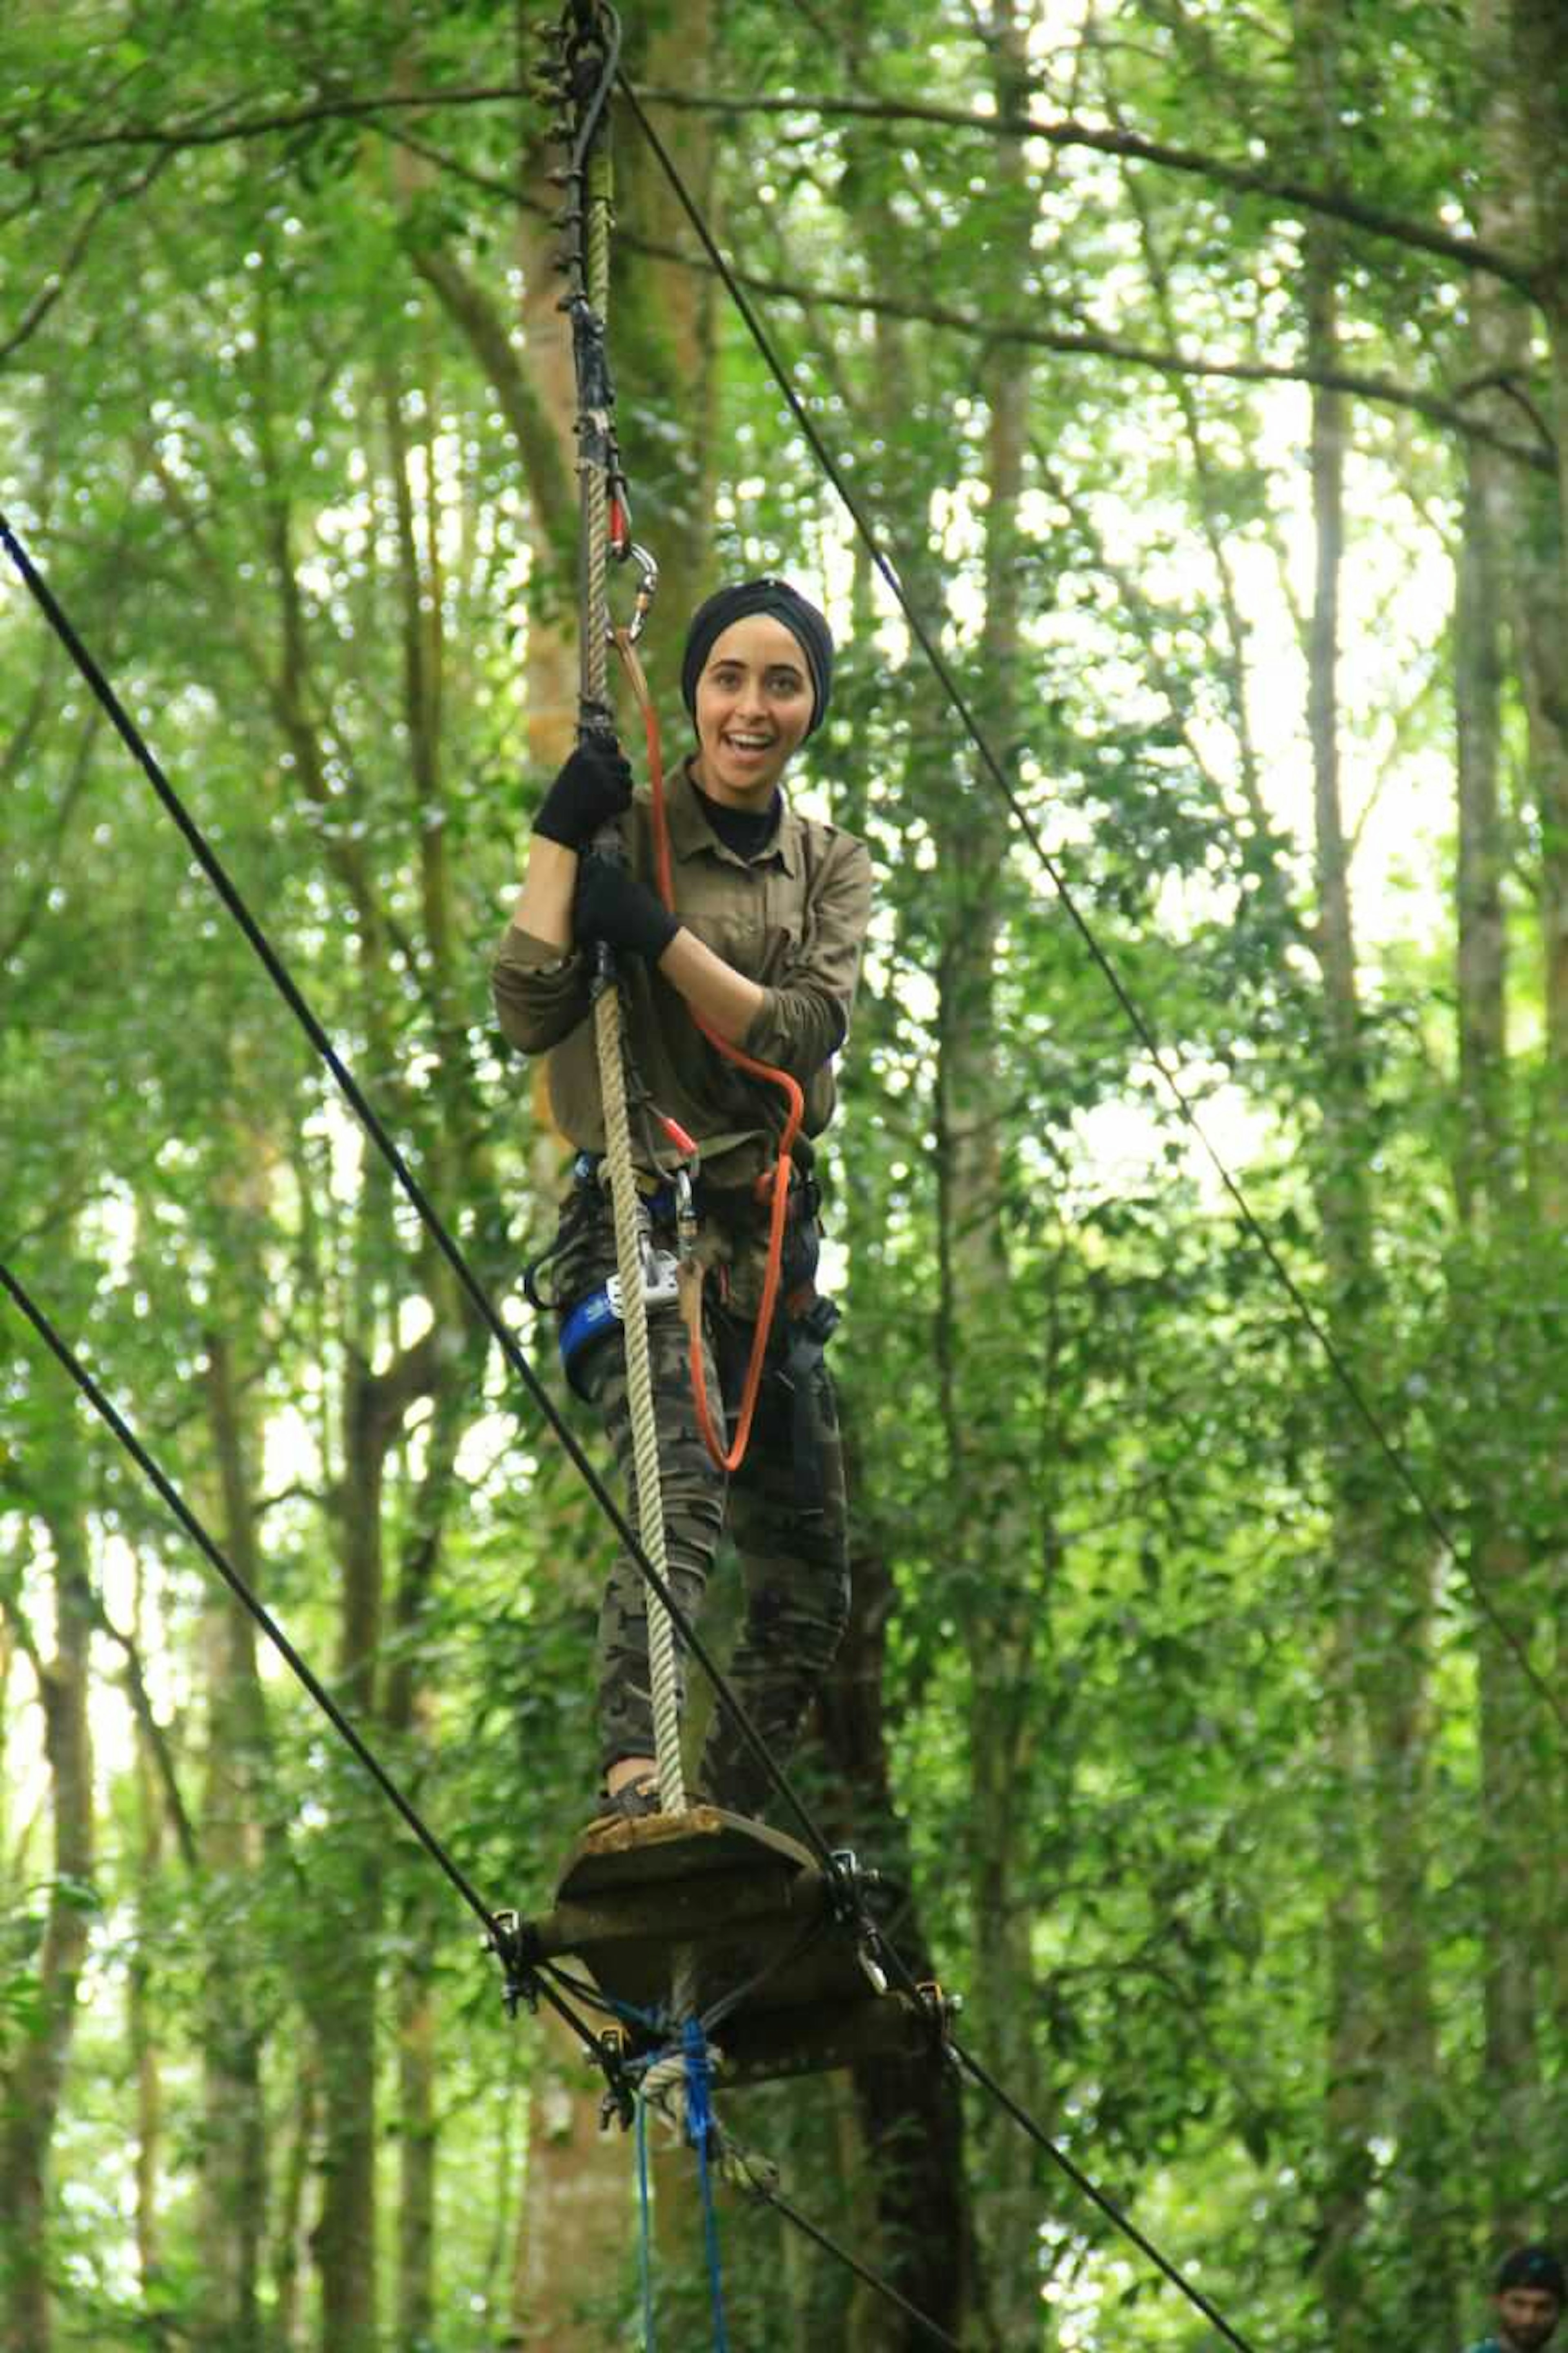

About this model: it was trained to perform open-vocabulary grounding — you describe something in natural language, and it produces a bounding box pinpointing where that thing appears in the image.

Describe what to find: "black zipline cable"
[947,2036,1258,2353]
[0,1257,620,2069]
[0,507,837,1880]
[739,2177,966,2353]
[833,1932,1265,2353]
[0,1262,484,1919]
[614,74,1567,1742]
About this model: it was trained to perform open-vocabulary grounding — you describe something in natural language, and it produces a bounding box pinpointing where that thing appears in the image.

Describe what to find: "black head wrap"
[680,578,834,738]
[1497,2249,1566,2302]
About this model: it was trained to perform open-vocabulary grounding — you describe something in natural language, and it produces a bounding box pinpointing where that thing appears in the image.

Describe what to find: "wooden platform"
[524,1805,945,2088]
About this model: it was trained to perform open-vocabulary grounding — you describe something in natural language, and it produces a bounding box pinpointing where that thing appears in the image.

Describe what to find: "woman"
[492,578,873,1825]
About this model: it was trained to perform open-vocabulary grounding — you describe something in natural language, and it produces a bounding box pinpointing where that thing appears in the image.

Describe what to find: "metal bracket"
[917,1977,961,2059]
[826,1847,890,1994]
[597,2027,636,2132]
[486,1909,542,2020]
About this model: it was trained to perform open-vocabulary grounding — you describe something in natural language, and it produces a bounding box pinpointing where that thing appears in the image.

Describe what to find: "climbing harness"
[528,1146,840,1506]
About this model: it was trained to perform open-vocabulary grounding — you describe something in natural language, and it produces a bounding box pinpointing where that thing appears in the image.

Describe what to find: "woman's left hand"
[572,858,681,963]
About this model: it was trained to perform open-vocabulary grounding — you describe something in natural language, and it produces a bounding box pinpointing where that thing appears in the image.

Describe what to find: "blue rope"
[635,2097,657,2351]
[683,2019,730,2353]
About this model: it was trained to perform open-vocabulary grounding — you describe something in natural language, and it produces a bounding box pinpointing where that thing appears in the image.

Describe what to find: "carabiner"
[608,528,659,646]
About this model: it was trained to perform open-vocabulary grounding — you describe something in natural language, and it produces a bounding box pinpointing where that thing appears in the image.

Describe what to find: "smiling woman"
[490,575,873,1831]
[683,578,833,809]
[690,613,814,805]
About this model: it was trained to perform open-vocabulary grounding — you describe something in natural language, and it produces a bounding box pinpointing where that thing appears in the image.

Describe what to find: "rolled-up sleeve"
[742,837,873,1081]
[490,922,592,1054]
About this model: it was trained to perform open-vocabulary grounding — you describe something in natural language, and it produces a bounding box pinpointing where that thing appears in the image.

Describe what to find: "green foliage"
[3,0,1567,2348]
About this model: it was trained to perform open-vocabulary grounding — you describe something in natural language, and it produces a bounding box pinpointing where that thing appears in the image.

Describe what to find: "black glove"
[573,856,680,964]
[533,738,633,849]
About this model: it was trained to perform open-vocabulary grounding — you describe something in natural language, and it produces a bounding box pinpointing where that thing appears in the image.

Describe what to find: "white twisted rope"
[579,94,686,1818]
[595,1012,686,1813]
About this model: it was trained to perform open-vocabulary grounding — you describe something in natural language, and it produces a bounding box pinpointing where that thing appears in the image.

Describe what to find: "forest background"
[3,0,1567,2347]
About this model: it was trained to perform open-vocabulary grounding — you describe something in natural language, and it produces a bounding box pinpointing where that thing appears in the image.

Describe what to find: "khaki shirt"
[491,763,873,1192]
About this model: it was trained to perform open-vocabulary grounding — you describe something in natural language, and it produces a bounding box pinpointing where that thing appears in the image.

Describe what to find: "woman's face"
[690,613,814,809]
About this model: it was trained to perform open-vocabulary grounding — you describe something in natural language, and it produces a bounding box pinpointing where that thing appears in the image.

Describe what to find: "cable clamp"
[485,1910,543,2020]
[597,2027,637,2134]
[826,1848,889,1994]
[917,1978,961,2058]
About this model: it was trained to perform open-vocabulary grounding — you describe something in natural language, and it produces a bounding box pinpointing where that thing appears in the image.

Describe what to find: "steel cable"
[0,1256,621,2070]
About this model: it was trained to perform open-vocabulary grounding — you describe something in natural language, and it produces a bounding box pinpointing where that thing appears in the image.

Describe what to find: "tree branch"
[401,237,575,544]
[91,1603,200,1871]
[0,705,101,970]
[12,74,1537,296]
[0,151,174,368]
[368,122,1554,475]
[636,245,1555,473]
[634,87,1539,299]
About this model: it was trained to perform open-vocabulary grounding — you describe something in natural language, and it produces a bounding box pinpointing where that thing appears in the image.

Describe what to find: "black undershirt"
[690,772,781,863]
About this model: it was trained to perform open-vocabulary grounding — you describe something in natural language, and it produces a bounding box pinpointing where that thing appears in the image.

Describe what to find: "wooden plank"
[554,1803,818,1898]
[522,1805,942,2086]
[711,1991,938,2088]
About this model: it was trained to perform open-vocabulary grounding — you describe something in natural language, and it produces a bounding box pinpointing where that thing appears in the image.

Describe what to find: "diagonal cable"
[0,1261,495,1922]
[948,2030,1258,2353]
[614,73,1568,1742]
[0,506,837,1873]
[846,1925,1265,2353]
[0,1255,616,2067]
[738,2175,966,2353]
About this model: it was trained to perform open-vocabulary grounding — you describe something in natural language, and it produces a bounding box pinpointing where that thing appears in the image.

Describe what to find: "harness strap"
[781,1292,842,1513]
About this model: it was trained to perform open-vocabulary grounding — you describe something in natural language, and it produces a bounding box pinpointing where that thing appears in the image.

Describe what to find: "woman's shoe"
[586,1775,663,1834]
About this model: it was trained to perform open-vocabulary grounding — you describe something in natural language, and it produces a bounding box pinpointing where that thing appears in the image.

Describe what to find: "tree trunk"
[611,0,719,668]
[510,2012,630,2348]
[816,1417,978,2349]
[0,1414,94,2353]
[129,1550,165,2305]
[387,1361,483,2347]
[196,1330,270,2353]
[1467,0,1568,2239]
[939,13,1053,2340]
[1294,9,1418,2340]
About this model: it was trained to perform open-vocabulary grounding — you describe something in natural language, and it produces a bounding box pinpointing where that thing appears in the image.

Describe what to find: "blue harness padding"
[558,1252,681,1398]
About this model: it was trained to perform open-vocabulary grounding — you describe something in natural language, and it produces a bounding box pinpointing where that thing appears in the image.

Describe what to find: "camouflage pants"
[567,1201,850,1817]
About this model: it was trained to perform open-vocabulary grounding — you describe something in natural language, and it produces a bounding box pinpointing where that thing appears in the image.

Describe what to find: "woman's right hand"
[532,737,634,849]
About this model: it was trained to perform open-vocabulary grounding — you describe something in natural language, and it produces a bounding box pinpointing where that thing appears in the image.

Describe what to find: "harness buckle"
[557,1202,682,1399]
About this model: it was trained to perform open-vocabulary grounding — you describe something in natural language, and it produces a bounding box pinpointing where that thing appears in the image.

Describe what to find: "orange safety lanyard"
[613,627,804,1475]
